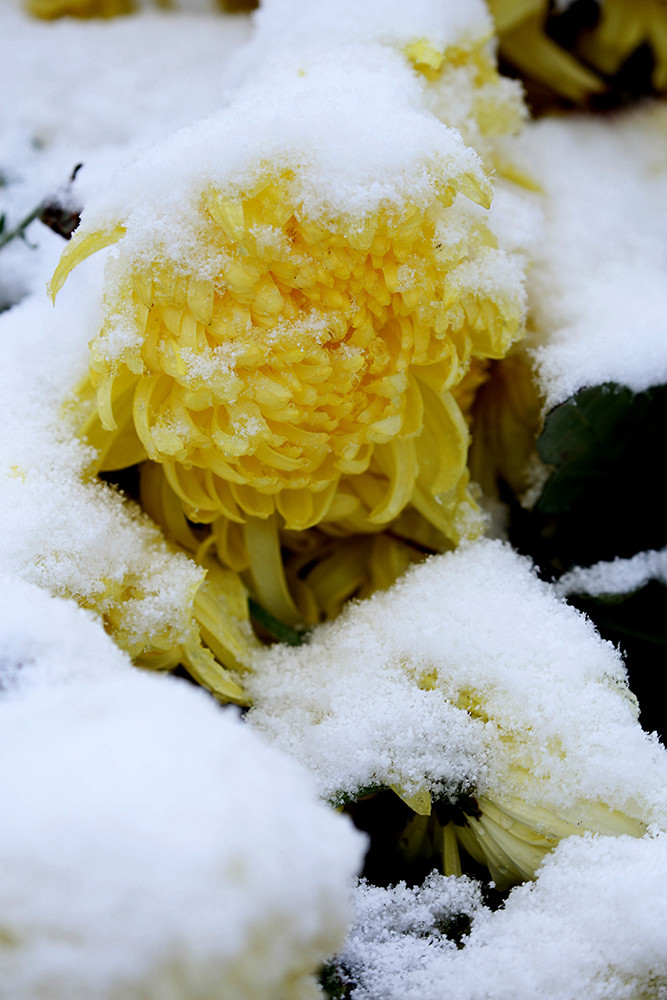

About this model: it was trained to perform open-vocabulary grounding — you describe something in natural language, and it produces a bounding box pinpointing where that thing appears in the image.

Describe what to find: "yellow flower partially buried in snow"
[246,540,666,891]
[52,46,527,630]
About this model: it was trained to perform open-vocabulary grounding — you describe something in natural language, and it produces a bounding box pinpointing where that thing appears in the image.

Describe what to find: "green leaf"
[506,382,667,743]
[510,382,667,573]
[328,784,387,809]
[536,382,657,513]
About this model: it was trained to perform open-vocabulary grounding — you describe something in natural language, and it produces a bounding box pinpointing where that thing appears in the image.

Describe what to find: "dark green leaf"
[509,382,667,573]
[536,382,657,513]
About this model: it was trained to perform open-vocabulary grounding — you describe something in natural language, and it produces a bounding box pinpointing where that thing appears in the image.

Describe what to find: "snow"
[0,616,364,998]
[517,104,667,408]
[0,574,130,693]
[339,833,667,1000]
[1,9,251,210]
[557,546,667,598]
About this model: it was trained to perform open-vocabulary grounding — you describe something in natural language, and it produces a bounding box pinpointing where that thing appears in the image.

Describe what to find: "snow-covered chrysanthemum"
[51,32,527,627]
[247,539,667,890]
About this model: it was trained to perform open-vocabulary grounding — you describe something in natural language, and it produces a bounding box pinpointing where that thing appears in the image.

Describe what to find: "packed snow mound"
[0,667,365,999]
[0,574,130,694]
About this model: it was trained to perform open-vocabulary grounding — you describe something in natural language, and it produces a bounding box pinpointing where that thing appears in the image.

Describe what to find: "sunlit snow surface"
[1,1,667,998]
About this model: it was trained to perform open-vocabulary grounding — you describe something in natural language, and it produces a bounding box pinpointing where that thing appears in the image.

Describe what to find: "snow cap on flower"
[247,539,667,888]
[237,0,525,160]
[0,667,364,999]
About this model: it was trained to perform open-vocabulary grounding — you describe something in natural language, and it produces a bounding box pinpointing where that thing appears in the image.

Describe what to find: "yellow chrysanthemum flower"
[351,672,646,891]
[468,346,542,502]
[393,780,646,892]
[579,0,667,92]
[247,540,660,892]
[48,19,531,646]
[53,163,524,623]
[383,588,649,890]
[490,0,667,107]
[27,0,135,17]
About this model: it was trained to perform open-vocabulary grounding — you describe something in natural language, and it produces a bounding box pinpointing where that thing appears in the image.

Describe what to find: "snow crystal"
[248,539,667,822]
[0,667,364,998]
[337,833,667,1000]
[518,104,667,408]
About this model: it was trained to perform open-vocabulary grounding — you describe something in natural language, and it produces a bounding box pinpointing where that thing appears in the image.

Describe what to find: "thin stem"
[0,205,42,251]
[247,596,309,646]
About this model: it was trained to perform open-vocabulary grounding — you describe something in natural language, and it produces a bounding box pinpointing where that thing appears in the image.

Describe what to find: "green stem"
[0,204,42,251]
[247,597,309,646]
